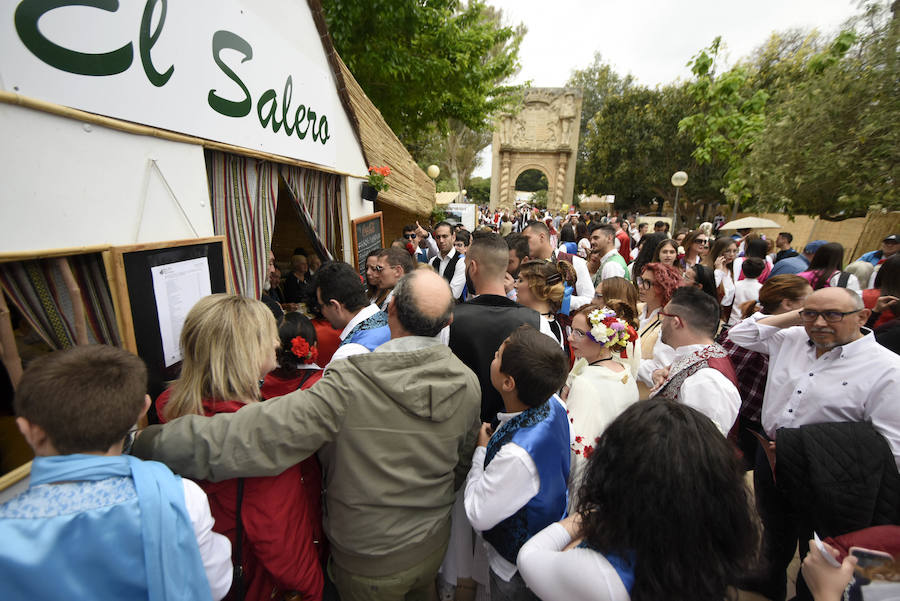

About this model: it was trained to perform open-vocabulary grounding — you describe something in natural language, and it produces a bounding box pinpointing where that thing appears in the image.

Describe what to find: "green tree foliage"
[678,37,769,214]
[579,82,724,223]
[322,0,525,148]
[515,169,548,192]
[467,176,491,202]
[742,3,899,216]
[416,118,493,193]
[566,53,634,193]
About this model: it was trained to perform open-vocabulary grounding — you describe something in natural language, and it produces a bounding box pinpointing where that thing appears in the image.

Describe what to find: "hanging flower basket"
[361,182,379,201]
[362,165,391,201]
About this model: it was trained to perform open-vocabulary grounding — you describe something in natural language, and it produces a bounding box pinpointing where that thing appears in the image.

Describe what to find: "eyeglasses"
[571,328,588,339]
[799,309,861,323]
[658,310,682,323]
[366,265,384,272]
[403,233,417,240]
[636,278,654,290]
[694,239,709,245]
[594,293,603,300]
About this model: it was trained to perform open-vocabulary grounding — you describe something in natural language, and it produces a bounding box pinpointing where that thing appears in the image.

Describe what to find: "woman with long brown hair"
[704,237,739,322]
[679,230,710,269]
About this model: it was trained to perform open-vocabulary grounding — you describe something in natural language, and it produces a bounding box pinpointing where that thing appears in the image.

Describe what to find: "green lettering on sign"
[139,0,173,87]
[14,0,133,76]
[208,29,252,118]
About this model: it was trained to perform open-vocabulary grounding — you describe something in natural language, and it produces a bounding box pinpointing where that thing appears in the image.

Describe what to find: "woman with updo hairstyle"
[516,259,577,349]
[733,238,773,283]
[157,294,324,601]
[594,278,641,377]
[519,400,759,601]
[563,301,639,510]
[719,274,812,468]
[261,312,323,399]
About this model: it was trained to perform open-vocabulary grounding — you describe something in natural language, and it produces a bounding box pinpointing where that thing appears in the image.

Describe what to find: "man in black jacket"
[441,232,541,424]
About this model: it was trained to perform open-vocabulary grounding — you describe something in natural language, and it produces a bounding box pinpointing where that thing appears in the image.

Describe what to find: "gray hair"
[392,272,453,337]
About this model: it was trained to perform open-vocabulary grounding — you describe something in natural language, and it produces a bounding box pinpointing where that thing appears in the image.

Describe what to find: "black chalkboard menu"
[351,212,384,276]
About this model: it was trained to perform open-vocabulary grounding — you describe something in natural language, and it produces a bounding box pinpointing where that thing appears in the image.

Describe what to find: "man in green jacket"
[132,270,481,601]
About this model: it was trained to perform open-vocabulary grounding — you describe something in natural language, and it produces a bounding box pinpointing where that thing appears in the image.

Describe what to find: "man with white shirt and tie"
[430,221,467,300]
[728,286,900,601]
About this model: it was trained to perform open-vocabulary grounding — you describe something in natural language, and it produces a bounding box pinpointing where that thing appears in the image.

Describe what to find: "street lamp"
[427,165,440,179]
[670,171,688,230]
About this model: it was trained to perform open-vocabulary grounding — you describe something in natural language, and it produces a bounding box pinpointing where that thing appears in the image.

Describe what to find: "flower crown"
[586,308,637,356]
[290,336,318,365]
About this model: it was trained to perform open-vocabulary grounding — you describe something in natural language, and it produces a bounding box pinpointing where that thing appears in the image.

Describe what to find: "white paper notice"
[150,258,212,367]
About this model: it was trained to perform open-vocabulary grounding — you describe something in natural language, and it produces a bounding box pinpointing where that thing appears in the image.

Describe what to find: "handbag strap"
[233,478,245,601]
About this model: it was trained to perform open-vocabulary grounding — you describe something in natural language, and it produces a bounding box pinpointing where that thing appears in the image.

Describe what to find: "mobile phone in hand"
[849,546,894,570]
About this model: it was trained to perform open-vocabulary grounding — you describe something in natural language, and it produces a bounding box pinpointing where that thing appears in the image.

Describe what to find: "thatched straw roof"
[308,0,435,216]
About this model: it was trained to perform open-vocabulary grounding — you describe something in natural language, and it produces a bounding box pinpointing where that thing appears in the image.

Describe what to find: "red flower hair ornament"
[290,336,318,365]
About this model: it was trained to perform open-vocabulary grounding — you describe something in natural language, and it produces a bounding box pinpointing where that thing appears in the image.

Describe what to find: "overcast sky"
[471,0,862,178]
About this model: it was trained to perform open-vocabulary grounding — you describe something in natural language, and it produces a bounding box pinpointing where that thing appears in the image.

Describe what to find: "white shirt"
[714,267,735,307]
[637,331,676,388]
[182,478,234,600]
[327,303,383,366]
[649,343,741,435]
[518,523,630,601]
[551,250,594,310]
[599,249,626,280]
[729,278,763,326]
[433,248,467,299]
[464,398,572,582]
[727,314,900,468]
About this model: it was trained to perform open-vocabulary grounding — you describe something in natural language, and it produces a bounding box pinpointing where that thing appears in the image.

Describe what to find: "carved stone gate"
[490,88,582,211]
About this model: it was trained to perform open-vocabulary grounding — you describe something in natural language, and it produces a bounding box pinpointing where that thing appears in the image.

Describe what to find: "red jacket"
[156,391,324,601]
[261,369,323,399]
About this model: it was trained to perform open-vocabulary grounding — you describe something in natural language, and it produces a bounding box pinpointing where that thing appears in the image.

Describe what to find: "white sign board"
[0,0,342,167]
[150,257,211,367]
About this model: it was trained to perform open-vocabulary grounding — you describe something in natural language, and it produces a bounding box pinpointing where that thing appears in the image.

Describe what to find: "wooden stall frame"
[0,460,31,495]
[350,212,385,273]
[105,236,232,354]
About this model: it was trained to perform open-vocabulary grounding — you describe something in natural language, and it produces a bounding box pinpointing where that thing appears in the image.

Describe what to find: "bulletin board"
[351,212,384,277]
[105,236,231,400]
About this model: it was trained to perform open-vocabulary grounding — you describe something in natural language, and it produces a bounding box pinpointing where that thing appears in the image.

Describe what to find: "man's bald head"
[805,286,863,311]
[390,270,453,337]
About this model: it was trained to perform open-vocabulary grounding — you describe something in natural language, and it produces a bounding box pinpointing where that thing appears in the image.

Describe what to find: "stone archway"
[490,88,582,211]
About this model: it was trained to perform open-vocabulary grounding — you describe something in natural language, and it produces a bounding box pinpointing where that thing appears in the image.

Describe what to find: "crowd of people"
[2,206,900,601]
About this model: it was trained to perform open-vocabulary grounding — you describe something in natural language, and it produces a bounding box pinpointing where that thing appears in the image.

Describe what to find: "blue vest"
[577,542,636,594]
[0,454,212,601]
[483,398,570,564]
[342,310,390,352]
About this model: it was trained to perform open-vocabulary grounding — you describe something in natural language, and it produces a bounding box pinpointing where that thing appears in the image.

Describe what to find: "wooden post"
[0,291,23,388]
[54,258,88,345]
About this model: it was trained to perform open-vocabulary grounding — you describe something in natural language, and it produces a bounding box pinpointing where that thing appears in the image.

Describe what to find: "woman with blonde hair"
[157,294,324,601]
[516,259,577,349]
[563,301,639,509]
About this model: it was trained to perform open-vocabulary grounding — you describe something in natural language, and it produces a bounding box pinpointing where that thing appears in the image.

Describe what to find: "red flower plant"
[367,165,392,192]
[290,336,318,365]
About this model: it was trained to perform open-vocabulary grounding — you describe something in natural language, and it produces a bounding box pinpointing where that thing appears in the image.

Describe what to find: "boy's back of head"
[15,344,147,454]
[500,325,568,407]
